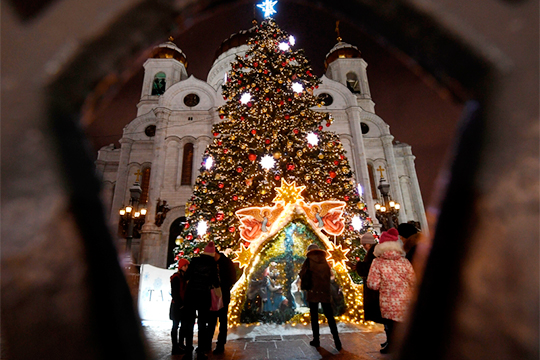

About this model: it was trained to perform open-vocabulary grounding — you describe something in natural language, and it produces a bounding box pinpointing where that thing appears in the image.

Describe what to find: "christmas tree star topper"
[257,0,278,18]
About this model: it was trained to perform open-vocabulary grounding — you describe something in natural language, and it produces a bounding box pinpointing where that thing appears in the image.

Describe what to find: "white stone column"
[404,152,429,236]
[110,138,133,229]
[381,135,406,224]
[192,137,209,185]
[346,107,377,221]
[139,108,170,266]
[175,143,185,190]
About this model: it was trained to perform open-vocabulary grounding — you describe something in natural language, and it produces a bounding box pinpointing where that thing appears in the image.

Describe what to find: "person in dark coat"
[299,243,342,351]
[170,258,189,355]
[183,242,220,360]
[355,233,384,323]
[207,250,237,354]
[397,222,422,273]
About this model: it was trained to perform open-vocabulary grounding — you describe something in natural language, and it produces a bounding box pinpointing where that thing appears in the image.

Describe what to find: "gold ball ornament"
[318,154,324,159]
[274,152,281,159]
[175,236,183,245]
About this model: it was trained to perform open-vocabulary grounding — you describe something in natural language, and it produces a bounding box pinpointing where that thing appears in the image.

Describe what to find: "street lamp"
[119,181,147,253]
[374,177,400,231]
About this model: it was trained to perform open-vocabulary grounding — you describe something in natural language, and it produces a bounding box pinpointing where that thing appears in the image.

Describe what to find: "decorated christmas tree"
[171,14,374,324]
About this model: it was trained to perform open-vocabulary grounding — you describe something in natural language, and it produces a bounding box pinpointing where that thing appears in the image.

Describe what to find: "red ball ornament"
[229,226,235,232]
[240,116,245,120]
[223,149,228,154]
[218,183,224,188]
[344,195,350,201]
[244,241,250,248]
[265,138,271,144]
[219,114,224,119]
[349,225,354,231]
[194,248,200,254]
[275,175,281,181]
[326,178,332,183]
[356,257,360,261]
[287,164,295,171]
[216,212,224,221]
[318,126,323,131]
[326,122,331,127]
[248,153,257,161]
[213,132,219,137]
[175,255,179,260]
[180,251,184,256]
[334,160,339,165]
[211,217,215,222]
[264,70,268,74]
[254,62,258,67]
[293,129,299,134]
[232,195,238,201]
[329,171,337,178]
[340,155,345,160]
[236,167,243,173]
[186,234,193,241]
[251,129,257,135]
[284,115,290,119]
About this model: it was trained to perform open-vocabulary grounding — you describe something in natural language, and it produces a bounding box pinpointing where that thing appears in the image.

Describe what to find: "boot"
[309,339,320,347]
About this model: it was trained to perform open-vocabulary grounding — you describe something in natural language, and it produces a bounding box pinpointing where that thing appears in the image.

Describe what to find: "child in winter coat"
[170,258,189,355]
[367,228,415,354]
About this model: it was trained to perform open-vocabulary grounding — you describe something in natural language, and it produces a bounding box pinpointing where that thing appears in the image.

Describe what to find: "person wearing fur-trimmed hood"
[367,228,415,353]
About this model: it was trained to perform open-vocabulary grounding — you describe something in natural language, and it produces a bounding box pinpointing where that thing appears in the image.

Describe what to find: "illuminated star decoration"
[292,82,304,93]
[278,42,290,51]
[197,220,208,236]
[260,154,275,170]
[351,215,363,231]
[204,156,214,170]
[257,0,278,18]
[326,243,350,268]
[240,92,252,104]
[272,179,306,205]
[233,243,252,269]
[306,132,319,146]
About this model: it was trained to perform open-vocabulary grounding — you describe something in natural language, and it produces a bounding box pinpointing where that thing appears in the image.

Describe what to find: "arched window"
[167,217,186,268]
[151,72,166,95]
[346,72,360,93]
[181,143,194,185]
[140,167,151,205]
[367,163,378,200]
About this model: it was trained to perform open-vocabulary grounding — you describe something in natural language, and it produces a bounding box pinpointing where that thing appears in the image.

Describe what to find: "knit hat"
[379,228,399,243]
[307,243,319,252]
[361,232,377,245]
[398,222,419,239]
[202,241,216,257]
[177,258,189,269]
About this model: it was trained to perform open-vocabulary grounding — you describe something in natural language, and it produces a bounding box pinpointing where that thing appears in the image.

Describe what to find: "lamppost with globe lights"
[119,181,147,254]
[374,177,400,231]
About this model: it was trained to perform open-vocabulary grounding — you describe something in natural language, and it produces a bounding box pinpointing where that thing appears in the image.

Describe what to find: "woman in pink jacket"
[367,228,415,353]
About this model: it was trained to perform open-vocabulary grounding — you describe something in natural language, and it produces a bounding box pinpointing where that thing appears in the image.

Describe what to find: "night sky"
[84,1,463,207]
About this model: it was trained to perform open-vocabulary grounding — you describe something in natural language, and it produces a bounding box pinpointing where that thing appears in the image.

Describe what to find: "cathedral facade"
[96,32,427,268]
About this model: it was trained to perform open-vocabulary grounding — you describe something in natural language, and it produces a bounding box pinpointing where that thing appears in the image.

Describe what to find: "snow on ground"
[142,320,383,341]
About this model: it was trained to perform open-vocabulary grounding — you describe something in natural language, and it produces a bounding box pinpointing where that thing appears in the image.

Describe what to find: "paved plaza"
[143,321,390,360]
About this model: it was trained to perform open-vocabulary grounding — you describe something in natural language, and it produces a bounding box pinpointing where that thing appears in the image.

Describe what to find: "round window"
[318,93,333,106]
[184,93,200,107]
[361,122,370,134]
[145,125,156,137]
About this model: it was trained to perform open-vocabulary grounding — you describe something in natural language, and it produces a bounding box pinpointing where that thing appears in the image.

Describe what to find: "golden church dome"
[324,41,362,70]
[213,26,257,62]
[150,38,188,68]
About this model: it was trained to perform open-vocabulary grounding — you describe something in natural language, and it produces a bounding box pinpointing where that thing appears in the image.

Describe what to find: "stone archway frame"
[155,205,186,268]
[228,203,365,327]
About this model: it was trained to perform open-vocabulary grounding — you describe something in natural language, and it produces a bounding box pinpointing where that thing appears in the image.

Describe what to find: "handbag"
[210,287,224,311]
[300,259,312,290]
